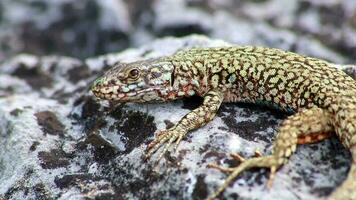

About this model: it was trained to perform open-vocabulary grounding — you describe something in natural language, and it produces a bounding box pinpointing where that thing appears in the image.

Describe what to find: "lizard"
[91,46,356,200]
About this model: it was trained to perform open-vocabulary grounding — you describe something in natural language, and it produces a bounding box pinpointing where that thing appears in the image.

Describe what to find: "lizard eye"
[128,68,140,79]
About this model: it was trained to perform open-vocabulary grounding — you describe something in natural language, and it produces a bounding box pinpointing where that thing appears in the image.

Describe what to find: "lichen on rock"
[1,0,356,199]
[0,35,353,200]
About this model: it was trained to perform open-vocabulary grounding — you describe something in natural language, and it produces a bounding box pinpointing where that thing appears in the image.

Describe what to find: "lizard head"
[91,58,176,102]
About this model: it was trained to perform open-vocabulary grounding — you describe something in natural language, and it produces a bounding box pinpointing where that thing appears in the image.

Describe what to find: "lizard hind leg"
[207,107,334,200]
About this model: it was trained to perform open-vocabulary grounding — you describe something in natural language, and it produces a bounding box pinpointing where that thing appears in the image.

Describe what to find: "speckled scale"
[165,46,356,199]
[170,47,355,107]
[92,46,356,200]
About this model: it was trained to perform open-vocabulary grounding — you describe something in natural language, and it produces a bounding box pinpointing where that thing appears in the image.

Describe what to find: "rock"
[0,35,353,200]
[152,0,213,37]
[339,65,356,79]
[35,111,65,137]
[2,0,356,64]
[142,0,356,63]
[0,0,131,61]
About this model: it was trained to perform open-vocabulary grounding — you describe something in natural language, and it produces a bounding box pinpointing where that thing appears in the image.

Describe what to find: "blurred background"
[1,0,356,63]
[1,1,355,199]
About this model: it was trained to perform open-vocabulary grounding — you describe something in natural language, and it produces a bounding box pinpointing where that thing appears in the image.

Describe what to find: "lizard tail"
[327,146,356,200]
[327,91,356,200]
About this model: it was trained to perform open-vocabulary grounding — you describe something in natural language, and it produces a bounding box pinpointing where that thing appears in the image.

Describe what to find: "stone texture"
[1,0,356,63]
[0,35,353,200]
[1,0,356,199]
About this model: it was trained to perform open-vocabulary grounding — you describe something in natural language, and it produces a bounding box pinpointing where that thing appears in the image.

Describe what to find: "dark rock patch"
[2,170,52,200]
[109,106,156,154]
[10,108,23,117]
[192,174,208,200]
[38,149,72,169]
[32,183,50,200]
[17,0,130,59]
[77,133,118,164]
[311,186,334,197]
[0,86,14,98]
[343,66,356,80]
[55,174,99,189]
[163,119,175,129]
[71,95,107,132]
[67,64,91,84]
[100,158,172,199]
[319,4,345,27]
[156,24,210,38]
[29,141,40,152]
[74,96,102,120]
[35,111,65,136]
[54,174,117,199]
[51,88,73,104]
[12,63,53,90]
[219,104,284,144]
[124,0,155,24]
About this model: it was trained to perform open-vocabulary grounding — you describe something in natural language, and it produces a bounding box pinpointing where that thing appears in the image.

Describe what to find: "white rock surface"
[0,35,353,200]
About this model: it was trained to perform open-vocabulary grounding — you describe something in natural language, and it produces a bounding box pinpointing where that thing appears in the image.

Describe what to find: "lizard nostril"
[109,79,116,85]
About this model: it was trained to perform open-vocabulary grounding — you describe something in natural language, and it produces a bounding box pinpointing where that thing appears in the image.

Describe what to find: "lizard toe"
[145,126,187,164]
[207,155,280,200]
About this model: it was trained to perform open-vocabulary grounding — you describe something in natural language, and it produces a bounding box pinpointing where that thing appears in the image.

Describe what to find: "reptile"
[91,46,356,200]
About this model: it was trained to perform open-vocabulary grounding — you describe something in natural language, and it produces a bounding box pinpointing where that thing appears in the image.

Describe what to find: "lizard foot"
[145,125,187,164]
[207,152,280,200]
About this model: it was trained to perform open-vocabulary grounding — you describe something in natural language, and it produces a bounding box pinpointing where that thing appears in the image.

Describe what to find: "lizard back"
[168,46,356,148]
[169,46,355,110]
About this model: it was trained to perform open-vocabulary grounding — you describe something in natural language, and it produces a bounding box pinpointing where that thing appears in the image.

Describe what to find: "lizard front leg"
[145,90,224,163]
[207,107,334,200]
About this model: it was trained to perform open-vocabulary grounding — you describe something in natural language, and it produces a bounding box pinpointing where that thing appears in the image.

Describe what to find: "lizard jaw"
[92,86,176,102]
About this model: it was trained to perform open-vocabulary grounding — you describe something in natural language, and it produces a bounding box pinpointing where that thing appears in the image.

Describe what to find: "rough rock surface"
[1,0,356,199]
[1,0,356,63]
[0,0,131,61]
[0,35,354,200]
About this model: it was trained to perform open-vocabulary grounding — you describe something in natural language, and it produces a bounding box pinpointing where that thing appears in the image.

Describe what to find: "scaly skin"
[91,46,356,200]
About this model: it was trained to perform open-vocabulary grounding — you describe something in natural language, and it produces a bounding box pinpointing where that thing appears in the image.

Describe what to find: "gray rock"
[2,0,356,64]
[0,35,353,200]
[0,0,131,61]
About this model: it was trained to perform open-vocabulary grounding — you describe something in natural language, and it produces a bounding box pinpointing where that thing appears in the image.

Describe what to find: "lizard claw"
[145,125,187,164]
[207,163,235,173]
[207,155,280,200]
[229,150,261,162]
[230,153,246,162]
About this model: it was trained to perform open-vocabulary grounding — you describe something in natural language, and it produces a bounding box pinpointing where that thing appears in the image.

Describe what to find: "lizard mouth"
[92,86,166,102]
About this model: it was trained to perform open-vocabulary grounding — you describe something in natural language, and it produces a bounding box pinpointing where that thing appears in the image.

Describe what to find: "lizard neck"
[167,58,209,99]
